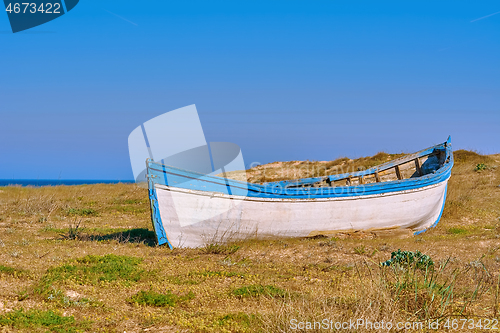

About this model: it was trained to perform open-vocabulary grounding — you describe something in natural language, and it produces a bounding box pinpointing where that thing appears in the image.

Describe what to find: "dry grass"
[244,152,407,184]
[0,151,499,332]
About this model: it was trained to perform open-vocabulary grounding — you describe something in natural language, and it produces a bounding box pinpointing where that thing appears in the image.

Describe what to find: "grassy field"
[0,150,499,332]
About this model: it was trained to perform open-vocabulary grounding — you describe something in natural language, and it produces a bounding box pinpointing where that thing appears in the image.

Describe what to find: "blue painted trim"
[148,164,451,198]
[414,184,448,235]
[146,138,453,200]
[265,145,443,187]
[161,162,169,186]
[147,176,172,248]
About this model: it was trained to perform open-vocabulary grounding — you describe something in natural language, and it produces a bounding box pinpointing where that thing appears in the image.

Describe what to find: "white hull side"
[155,180,448,248]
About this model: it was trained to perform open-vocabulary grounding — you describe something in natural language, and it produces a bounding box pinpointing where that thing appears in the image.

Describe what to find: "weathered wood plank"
[395,165,403,180]
[415,158,422,176]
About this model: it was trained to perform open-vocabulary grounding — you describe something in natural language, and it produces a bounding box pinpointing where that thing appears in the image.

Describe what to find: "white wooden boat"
[146,137,453,248]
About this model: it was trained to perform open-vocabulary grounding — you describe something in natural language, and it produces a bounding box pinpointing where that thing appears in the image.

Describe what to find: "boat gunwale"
[146,137,453,199]
[153,178,449,203]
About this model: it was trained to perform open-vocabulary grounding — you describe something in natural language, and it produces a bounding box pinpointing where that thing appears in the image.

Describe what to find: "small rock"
[65,290,82,300]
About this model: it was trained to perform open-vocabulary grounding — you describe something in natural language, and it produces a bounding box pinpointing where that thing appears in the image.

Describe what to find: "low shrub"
[474,163,488,172]
[380,249,434,269]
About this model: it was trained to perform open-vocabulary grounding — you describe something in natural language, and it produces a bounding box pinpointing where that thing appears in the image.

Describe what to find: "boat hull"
[154,177,449,248]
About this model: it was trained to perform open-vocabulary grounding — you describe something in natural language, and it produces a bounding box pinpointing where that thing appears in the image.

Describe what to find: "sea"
[0,180,135,187]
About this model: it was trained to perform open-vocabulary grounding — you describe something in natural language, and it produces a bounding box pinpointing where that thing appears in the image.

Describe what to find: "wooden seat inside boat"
[263,147,449,189]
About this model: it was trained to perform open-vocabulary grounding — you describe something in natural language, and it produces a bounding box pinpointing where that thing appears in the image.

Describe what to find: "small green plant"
[232,284,287,298]
[474,163,488,172]
[380,249,434,269]
[60,218,84,240]
[200,243,240,255]
[354,245,366,255]
[380,256,492,321]
[127,290,194,307]
[17,289,29,301]
[0,308,90,332]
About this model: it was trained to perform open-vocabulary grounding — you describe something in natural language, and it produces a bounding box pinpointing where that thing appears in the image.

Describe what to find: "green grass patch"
[0,264,27,277]
[0,308,90,332]
[65,208,98,216]
[35,254,146,295]
[216,312,257,329]
[127,290,194,307]
[232,284,287,298]
[447,227,469,235]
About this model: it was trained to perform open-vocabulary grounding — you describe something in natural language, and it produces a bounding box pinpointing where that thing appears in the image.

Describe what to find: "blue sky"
[1,1,499,180]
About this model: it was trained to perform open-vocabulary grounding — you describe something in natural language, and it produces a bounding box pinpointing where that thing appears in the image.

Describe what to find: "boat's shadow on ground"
[75,228,157,247]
